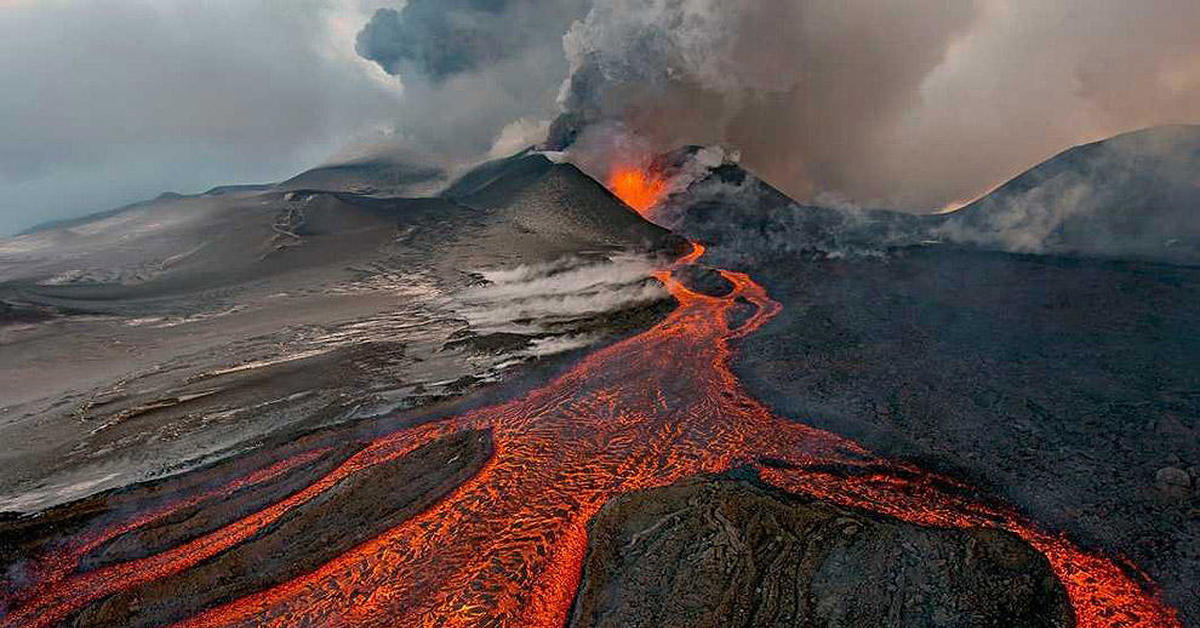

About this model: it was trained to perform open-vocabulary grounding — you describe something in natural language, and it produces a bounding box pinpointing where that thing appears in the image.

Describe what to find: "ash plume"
[356,1,518,81]
[351,0,591,162]
[549,0,1200,211]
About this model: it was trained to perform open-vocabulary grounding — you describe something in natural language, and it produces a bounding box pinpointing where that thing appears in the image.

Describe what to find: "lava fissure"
[2,241,1179,627]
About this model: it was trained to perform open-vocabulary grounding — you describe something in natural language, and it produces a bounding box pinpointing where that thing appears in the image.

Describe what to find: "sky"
[0,0,406,234]
[0,0,1197,234]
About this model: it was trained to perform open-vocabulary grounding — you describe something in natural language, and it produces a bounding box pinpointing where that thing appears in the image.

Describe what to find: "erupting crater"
[0,230,1180,626]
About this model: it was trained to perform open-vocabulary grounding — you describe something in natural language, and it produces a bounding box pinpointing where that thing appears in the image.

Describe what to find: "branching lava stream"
[3,241,1180,627]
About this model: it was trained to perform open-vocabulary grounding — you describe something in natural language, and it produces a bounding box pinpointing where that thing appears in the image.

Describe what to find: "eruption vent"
[608,167,666,217]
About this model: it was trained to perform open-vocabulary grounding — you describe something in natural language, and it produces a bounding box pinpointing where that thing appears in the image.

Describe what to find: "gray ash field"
[0,152,681,513]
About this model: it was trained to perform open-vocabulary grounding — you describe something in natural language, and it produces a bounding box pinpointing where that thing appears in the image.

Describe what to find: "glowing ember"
[1,242,1179,628]
[608,167,667,216]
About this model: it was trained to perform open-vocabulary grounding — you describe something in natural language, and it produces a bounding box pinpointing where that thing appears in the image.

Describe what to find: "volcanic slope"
[0,151,679,518]
[444,150,686,258]
[939,124,1200,264]
[653,130,1200,624]
[649,146,932,266]
[654,125,1200,267]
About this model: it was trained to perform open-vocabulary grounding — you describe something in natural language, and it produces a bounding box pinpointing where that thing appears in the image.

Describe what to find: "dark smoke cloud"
[356,1,511,80]
[349,0,591,164]
[551,0,1200,211]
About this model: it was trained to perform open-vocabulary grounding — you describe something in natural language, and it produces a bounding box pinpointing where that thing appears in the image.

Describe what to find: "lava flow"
[2,241,1181,627]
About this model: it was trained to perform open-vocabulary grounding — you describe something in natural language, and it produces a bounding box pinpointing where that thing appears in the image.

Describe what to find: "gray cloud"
[356,1,511,80]
[551,0,979,204]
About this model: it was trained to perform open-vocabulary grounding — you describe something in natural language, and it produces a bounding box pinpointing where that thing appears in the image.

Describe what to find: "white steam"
[453,254,668,340]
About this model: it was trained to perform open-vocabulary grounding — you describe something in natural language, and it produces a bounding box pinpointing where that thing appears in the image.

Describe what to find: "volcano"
[0,131,1193,627]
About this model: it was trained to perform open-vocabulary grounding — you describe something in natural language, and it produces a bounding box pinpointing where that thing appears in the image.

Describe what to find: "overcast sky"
[1,0,1197,234]
[0,1,407,234]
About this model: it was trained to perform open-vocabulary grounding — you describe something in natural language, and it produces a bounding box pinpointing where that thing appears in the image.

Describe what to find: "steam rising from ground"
[935,125,1200,262]
[453,254,668,356]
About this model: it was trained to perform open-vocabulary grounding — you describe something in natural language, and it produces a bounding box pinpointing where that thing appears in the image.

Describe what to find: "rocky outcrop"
[569,472,1074,628]
[671,265,734,297]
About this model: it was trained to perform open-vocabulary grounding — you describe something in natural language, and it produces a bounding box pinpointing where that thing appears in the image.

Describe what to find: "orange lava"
[2,242,1180,627]
[609,167,667,217]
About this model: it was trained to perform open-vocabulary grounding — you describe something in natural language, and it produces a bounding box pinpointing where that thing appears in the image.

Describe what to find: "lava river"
[2,243,1180,627]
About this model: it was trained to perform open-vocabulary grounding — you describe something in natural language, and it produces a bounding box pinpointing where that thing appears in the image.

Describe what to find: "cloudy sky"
[0,1,408,234]
[1,0,1197,234]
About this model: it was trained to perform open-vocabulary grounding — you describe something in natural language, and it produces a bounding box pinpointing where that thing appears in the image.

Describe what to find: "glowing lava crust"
[1,240,1180,626]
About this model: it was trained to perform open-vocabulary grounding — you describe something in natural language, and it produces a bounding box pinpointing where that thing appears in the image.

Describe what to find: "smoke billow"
[356,1,520,81]
[351,0,590,162]
[547,0,1200,211]
[549,0,978,205]
[346,0,1198,211]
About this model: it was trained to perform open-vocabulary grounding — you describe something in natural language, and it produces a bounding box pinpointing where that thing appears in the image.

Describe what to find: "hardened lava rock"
[569,472,1074,628]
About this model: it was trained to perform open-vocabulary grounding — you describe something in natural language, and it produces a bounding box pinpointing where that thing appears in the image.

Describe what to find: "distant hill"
[939,125,1200,264]
[655,126,1199,266]
[278,158,447,197]
[0,149,680,302]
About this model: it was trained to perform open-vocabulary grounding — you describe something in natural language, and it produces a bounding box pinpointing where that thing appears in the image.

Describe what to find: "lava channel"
[1,242,1180,628]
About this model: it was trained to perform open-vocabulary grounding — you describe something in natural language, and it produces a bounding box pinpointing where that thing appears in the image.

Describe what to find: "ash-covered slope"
[445,150,684,256]
[939,125,1200,264]
[0,150,678,514]
[1,189,433,310]
[279,158,448,197]
[1,152,678,312]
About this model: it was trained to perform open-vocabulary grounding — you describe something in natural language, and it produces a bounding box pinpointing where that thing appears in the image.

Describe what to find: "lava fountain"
[0,177,1180,626]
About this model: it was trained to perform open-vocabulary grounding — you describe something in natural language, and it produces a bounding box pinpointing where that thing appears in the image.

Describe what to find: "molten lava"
[1,243,1180,627]
[609,167,667,217]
